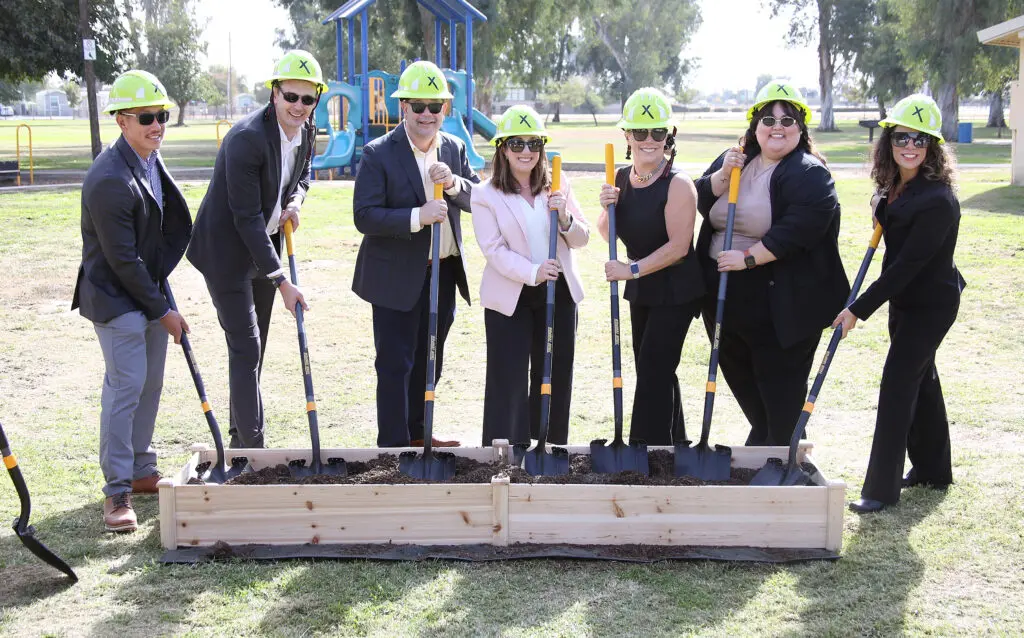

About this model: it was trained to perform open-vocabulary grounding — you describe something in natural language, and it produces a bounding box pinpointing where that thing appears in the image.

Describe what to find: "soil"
[190,450,818,487]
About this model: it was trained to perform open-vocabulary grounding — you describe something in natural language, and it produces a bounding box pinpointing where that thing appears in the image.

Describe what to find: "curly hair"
[739,101,826,167]
[870,126,957,194]
[490,139,552,196]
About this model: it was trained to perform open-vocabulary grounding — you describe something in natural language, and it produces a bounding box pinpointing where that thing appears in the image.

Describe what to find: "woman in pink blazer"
[471,105,590,447]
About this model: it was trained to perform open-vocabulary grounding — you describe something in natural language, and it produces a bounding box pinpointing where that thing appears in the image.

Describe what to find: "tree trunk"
[987,91,1006,128]
[936,81,958,142]
[175,99,187,126]
[878,97,887,121]
[815,0,838,132]
[552,102,561,123]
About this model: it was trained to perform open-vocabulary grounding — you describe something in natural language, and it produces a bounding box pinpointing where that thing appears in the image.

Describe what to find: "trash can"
[958,122,973,143]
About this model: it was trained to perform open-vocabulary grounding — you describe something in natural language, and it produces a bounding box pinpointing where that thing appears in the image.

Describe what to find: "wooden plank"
[825,480,845,552]
[491,476,510,546]
[194,445,502,469]
[158,479,177,549]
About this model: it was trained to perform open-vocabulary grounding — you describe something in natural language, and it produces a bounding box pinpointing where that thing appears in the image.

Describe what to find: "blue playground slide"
[470,108,496,141]
[442,107,486,170]
[312,80,362,172]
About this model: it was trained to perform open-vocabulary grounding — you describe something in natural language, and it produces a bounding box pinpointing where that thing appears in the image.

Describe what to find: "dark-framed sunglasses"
[503,137,545,153]
[629,128,669,142]
[407,101,444,114]
[891,131,932,148]
[760,115,797,128]
[121,110,171,126]
[281,91,318,106]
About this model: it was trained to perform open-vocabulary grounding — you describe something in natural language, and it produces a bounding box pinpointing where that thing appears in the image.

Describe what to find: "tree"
[850,0,916,119]
[766,0,873,132]
[62,76,82,110]
[754,73,774,96]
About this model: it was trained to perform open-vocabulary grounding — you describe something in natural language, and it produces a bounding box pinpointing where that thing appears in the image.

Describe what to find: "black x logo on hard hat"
[641,104,654,119]
[299,60,311,74]
[912,106,924,122]
[152,83,162,96]
[519,114,530,126]
[428,76,440,90]
[775,84,789,96]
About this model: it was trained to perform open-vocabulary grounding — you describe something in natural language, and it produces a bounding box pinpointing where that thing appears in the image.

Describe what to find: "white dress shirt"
[268,124,304,236]
[516,193,552,286]
[407,133,462,260]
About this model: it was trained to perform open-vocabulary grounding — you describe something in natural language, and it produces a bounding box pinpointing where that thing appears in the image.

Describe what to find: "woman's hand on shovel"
[832,308,859,339]
[279,280,309,317]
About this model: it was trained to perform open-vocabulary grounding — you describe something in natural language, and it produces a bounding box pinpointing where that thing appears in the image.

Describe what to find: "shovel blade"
[589,439,649,475]
[12,522,77,582]
[398,451,457,481]
[522,445,569,477]
[201,463,229,484]
[288,458,315,479]
[224,456,252,482]
[751,458,812,486]
[674,442,732,480]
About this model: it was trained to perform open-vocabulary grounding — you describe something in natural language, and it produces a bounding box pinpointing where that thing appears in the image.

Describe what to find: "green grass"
[1,116,1009,172]
[0,169,1022,636]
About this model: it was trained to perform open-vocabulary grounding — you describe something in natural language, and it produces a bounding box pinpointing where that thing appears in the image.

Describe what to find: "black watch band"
[271,274,287,288]
[743,251,756,269]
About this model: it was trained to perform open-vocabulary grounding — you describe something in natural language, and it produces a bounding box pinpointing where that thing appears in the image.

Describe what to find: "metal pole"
[79,0,102,159]
[434,18,442,67]
[449,20,457,69]
[336,20,343,82]
[347,18,355,84]
[360,10,369,145]
[466,16,474,137]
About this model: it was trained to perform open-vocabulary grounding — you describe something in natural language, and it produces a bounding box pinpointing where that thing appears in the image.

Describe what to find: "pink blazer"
[471,174,590,317]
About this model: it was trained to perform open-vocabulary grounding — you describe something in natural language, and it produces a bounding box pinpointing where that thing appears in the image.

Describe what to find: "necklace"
[632,158,666,183]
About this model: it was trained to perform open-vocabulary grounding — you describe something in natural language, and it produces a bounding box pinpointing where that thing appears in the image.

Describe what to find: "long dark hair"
[625,127,677,181]
[491,139,552,196]
[871,126,956,194]
[740,101,825,167]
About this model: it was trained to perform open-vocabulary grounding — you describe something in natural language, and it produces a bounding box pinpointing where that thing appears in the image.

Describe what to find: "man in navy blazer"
[352,60,480,448]
[187,51,325,449]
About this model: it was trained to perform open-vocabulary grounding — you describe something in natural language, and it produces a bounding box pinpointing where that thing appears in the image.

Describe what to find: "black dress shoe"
[848,498,887,513]
[903,470,951,490]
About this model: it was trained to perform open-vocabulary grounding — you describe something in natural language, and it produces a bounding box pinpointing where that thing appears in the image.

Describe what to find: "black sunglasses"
[407,101,444,114]
[629,128,669,142]
[281,91,317,106]
[891,131,931,148]
[760,115,797,128]
[503,137,544,153]
[121,110,171,126]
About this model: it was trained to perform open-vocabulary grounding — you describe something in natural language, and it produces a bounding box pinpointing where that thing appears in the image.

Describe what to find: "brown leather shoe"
[131,472,162,494]
[103,492,138,533]
[409,437,461,448]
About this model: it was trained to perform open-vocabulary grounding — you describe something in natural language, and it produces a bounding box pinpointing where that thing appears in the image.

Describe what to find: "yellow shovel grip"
[604,143,615,185]
[434,182,444,201]
[869,223,883,249]
[284,220,295,257]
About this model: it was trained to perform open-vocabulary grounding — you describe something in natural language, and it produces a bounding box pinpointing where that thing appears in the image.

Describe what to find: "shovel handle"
[422,177,445,457]
[0,422,31,531]
[284,219,295,258]
[728,166,741,204]
[534,155,561,453]
[604,143,625,442]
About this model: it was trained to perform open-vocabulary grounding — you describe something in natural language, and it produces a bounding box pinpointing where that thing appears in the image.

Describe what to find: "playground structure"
[314,0,496,176]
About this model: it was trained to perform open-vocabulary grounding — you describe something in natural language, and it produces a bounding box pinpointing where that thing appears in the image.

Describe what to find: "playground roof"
[977,14,1024,47]
[323,0,486,25]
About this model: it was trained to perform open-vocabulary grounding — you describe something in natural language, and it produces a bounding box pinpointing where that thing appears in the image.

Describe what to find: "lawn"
[0,168,1022,636]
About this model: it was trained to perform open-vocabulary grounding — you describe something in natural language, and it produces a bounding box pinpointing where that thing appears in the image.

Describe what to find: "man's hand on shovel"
[160,309,190,345]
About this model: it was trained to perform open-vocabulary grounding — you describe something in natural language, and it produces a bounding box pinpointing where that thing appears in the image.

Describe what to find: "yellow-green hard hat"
[104,70,175,114]
[265,49,328,92]
[747,80,811,122]
[391,61,453,100]
[617,87,673,129]
[491,105,549,145]
[880,93,944,143]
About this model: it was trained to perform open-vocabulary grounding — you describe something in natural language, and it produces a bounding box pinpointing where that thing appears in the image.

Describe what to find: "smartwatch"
[743,250,756,270]
[629,262,641,279]
[271,274,287,288]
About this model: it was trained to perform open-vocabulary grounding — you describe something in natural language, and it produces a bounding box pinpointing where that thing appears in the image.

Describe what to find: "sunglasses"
[407,101,444,114]
[503,137,545,153]
[629,128,669,142]
[281,91,317,106]
[759,115,797,128]
[121,110,170,126]
[891,131,931,148]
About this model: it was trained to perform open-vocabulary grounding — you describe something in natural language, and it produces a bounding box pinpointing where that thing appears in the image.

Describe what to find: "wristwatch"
[743,250,756,269]
[271,274,287,288]
[629,262,641,279]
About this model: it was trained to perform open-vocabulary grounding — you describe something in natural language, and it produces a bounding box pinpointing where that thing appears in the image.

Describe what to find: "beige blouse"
[708,154,778,256]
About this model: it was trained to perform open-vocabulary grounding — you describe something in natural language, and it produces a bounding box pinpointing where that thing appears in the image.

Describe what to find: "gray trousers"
[94,310,167,497]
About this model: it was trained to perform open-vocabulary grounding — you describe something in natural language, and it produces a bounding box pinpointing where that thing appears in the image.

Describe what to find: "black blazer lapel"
[283,122,311,203]
[115,136,158,209]
[263,110,283,209]
[393,123,427,205]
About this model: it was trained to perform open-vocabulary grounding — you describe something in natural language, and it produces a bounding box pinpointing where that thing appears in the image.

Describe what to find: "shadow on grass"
[961,186,1024,216]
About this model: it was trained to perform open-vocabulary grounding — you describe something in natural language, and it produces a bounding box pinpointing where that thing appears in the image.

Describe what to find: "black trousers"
[861,303,958,504]
[371,257,458,447]
[205,273,276,449]
[628,300,700,446]
[482,277,576,446]
[702,267,818,446]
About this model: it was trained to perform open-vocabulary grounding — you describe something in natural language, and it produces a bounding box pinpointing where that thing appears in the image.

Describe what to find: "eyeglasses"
[759,115,797,128]
[629,128,669,142]
[891,131,931,148]
[120,110,170,126]
[407,101,444,114]
[281,91,317,106]
[503,138,545,153]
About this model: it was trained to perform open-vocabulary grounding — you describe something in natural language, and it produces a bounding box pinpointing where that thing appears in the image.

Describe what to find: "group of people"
[74,47,964,533]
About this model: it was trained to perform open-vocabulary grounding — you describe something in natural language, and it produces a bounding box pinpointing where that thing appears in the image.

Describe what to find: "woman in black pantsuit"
[834,94,965,513]
[597,87,704,445]
[694,80,850,446]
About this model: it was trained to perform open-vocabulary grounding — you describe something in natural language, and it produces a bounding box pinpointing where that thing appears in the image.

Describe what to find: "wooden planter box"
[158,441,844,552]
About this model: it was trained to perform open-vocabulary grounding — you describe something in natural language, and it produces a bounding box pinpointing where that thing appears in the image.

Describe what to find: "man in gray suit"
[187,50,324,449]
[73,70,192,533]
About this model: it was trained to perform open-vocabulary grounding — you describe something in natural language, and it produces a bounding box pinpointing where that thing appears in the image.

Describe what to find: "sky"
[196,0,820,96]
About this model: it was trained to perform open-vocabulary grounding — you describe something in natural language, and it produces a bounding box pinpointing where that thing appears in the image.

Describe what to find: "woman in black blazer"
[694,80,850,447]
[834,94,965,513]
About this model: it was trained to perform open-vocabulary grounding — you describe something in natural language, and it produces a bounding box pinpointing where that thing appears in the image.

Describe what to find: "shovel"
[752,224,884,486]
[1,421,77,582]
[282,220,347,478]
[162,280,244,483]
[591,144,648,475]
[674,161,740,480]
[514,155,570,477]
[400,181,458,480]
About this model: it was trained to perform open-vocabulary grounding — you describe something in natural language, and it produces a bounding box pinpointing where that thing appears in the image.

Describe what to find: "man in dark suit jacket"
[352,60,480,448]
[73,70,192,533]
[187,50,325,449]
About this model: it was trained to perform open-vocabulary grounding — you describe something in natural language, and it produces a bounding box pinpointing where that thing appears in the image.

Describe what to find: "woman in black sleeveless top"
[597,87,704,445]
